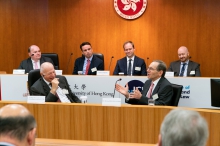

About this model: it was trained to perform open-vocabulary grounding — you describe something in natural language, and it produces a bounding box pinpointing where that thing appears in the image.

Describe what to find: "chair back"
[41,53,59,70]
[82,53,104,68]
[171,84,183,106]
[28,69,41,95]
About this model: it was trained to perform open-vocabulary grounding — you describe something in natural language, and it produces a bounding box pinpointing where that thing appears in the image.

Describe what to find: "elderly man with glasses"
[115,60,173,105]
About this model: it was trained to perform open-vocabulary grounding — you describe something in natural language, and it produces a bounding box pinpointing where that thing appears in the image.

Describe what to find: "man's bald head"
[0,104,31,117]
[0,104,36,145]
[178,46,190,62]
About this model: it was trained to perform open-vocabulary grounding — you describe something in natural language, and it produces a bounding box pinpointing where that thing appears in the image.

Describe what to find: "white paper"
[27,96,45,104]
[55,70,63,75]
[13,69,25,74]
[165,71,174,77]
[96,71,110,76]
[102,98,121,107]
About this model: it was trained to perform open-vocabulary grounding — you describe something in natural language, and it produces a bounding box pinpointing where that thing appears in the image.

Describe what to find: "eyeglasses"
[147,67,157,71]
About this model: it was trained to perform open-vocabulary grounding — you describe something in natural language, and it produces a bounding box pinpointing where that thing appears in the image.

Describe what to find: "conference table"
[0,101,219,146]
[1,74,220,109]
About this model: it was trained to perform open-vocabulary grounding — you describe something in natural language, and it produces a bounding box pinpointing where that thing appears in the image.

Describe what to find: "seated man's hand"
[115,83,129,98]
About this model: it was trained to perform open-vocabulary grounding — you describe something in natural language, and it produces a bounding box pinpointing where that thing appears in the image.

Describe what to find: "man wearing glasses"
[115,60,173,105]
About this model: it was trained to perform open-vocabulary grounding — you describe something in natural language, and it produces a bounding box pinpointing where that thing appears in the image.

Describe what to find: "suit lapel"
[142,80,151,96]
[187,61,192,76]
[152,78,163,95]
[27,58,34,71]
[175,61,181,76]
[122,57,128,75]
[40,78,50,95]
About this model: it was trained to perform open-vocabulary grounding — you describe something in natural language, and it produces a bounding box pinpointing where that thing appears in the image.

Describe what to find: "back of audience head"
[0,104,37,146]
[157,108,209,146]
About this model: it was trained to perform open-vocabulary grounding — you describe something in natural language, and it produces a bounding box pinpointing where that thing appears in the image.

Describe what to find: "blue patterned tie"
[179,63,186,76]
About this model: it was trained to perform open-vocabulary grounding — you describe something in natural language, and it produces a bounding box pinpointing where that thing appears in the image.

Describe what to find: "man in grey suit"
[168,46,201,77]
[30,62,81,103]
[115,60,173,105]
[113,41,147,76]
[18,45,54,74]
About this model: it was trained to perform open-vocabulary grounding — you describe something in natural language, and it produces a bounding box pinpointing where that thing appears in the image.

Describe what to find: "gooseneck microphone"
[146,57,149,67]
[108,56,114,71]
[113,78,122,98]
[65,53,73,74]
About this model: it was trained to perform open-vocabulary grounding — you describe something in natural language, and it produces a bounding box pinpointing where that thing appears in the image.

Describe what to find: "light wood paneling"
[1,101,220,146]
[36,138,155,146]
[0,0,220,76]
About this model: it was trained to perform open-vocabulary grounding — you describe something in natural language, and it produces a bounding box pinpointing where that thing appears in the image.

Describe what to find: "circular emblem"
[114,0,147,20]
[127,80,144,93]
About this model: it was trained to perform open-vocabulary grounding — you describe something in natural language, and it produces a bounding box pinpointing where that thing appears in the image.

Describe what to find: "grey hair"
[153,60,167,77]
[160,108,209,146]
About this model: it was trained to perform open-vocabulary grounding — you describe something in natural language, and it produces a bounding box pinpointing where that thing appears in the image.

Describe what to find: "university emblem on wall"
[114,0,147,20]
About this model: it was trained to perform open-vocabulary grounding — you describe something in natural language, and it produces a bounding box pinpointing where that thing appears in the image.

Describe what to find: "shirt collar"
[181,59,189,65]
[127,56,135,62]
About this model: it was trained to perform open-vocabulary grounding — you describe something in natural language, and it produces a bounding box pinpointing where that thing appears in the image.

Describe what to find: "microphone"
[113,78,122,98]
[146,57,149,67]
[65,53,73,74]
[108,56,114,70]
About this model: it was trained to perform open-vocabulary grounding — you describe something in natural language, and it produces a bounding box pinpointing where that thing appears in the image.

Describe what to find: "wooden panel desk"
[36,138,154,146]
[0,101,220,146]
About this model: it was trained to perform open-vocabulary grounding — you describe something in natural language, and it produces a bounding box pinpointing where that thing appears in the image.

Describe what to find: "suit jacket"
[18,56,54,74]
[168,60,201,77]
[113,56,147,75]
[72,55,104,75]
[126,77,173,105]
[30,75,81,103]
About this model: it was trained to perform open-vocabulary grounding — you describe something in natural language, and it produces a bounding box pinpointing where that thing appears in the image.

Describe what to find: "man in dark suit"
[167,46,201,77]
[72,42,104,75]
[115,60,173,105]
[113,41,147,76]
[30,62,81,103]
[18,45,54,74]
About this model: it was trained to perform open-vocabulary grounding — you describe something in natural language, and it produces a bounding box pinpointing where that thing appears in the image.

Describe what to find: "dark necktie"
[128,59,132,75]
[85,59,90,75]
[179,63,186,77]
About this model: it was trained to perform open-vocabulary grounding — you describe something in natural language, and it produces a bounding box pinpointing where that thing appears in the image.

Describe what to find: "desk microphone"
[65,53,73,74]
[113,78,122,98]
[108,56,114,71]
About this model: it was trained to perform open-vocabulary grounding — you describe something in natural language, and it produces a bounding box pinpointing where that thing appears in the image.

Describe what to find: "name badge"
[62,89,69,94]
[152,94,159,100]
[135,67,141,71]
[190,71,195,75]
[91,67,97,72]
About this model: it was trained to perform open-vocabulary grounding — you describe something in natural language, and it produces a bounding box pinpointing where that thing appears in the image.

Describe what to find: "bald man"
[30,62,81,103]
[18,45,54,74]
[167,46,201,77]
[0,104,37,146]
